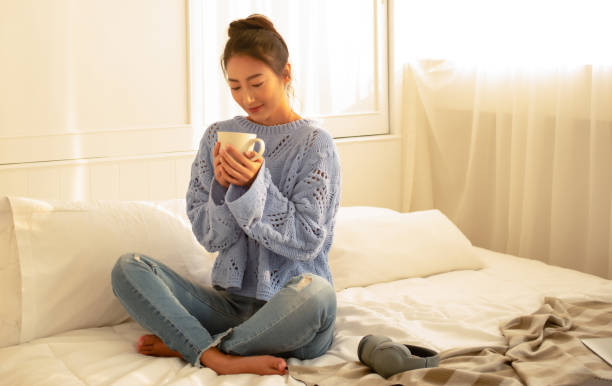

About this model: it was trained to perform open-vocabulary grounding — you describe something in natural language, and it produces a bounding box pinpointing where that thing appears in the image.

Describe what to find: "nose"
[243,89,255,105]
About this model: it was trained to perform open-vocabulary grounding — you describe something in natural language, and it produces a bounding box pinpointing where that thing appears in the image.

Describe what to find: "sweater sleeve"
[186,126,243,252]
[225,131,341,261]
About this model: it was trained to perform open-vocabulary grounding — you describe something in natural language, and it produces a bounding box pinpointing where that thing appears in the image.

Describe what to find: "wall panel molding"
[0,137,402,210]
[0,125,197,165]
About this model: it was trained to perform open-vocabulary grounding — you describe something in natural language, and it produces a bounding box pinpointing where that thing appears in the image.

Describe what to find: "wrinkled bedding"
[2,247,611,386]
[290,297,612,385]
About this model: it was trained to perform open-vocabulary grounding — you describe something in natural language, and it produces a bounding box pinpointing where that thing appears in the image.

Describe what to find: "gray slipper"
[358,335,440,378]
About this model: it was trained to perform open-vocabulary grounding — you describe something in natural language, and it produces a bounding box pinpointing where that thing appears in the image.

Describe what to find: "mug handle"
[247,138,265,161]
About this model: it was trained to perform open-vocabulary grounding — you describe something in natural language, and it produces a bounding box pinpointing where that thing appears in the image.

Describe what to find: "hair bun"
[222,14,290,82]
[228,14,276,38]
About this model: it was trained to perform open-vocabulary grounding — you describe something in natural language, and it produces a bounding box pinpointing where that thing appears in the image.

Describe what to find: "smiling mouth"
[248,105,263,113]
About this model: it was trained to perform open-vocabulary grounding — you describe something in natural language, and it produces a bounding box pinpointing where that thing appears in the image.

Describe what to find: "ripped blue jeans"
[110,253,337,367]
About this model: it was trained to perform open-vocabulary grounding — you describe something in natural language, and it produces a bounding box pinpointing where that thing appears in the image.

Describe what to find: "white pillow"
[329,207,483,291]
[0,197,21,347]
[0,196,214,347]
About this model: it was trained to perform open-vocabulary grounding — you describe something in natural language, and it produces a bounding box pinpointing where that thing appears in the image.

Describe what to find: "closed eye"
[231,86,241,91]
[252,82,264,88]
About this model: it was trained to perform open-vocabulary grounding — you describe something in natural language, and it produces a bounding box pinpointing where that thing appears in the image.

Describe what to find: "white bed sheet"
[2,247,611,386]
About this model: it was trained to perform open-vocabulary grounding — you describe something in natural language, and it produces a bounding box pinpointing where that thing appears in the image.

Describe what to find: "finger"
[221,151,253,177]
[213,142,220,157]
[244,151,263,166]
[214,148,226,168]
[215,174,228,188]
[216,169,230,188]
[225,144,241,158]
[221,163,247,181]
[220,165,244,186]
[225,145,254,168]
[218,165,227,178]
[221,165,242,178]
[225,174,243,186]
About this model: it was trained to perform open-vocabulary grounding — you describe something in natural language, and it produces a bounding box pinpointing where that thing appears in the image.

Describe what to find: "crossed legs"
[111,253,336,375]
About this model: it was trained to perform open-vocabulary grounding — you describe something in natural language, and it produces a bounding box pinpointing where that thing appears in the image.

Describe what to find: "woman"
[111,14,342,376]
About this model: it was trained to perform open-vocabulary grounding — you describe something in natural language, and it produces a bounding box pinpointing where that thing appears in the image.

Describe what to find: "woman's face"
[226,54,291,126]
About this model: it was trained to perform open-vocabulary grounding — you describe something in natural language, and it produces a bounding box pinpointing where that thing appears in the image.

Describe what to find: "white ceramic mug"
[217,131,266,161]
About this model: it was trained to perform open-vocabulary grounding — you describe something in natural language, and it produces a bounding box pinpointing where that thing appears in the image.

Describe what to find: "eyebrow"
[227,73,263,82]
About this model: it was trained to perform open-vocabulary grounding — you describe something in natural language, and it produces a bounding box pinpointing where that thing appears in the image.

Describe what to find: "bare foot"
[137,335,287,376]
[137,334,182,359]
[201,347,287,376]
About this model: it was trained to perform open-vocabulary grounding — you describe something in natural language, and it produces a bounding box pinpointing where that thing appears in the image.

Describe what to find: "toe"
[271,357,287,375]
[139,335,160,349]
[142,334,158,344]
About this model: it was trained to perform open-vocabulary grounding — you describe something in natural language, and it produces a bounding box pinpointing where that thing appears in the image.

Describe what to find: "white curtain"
[392,0,612,278]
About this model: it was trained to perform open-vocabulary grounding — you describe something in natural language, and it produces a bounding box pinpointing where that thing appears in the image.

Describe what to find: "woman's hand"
[213,142,231,189]
[218,143,263,188]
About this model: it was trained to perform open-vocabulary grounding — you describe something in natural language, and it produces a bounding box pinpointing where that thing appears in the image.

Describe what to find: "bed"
[1,196,611,386]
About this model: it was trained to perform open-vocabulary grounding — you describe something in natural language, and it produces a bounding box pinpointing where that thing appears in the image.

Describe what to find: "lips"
[248,105,263,114]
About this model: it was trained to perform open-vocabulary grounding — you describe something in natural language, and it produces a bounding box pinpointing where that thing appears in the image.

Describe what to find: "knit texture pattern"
[186,116,342,300]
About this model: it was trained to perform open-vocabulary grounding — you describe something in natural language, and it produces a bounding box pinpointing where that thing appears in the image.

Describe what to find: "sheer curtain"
[392,0,612,278]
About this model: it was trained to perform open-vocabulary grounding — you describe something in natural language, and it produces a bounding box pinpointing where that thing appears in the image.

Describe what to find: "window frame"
[188,0,389,140]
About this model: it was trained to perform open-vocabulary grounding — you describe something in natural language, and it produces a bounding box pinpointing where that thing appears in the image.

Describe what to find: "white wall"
[0,0,402,210]
[0,0,191,165]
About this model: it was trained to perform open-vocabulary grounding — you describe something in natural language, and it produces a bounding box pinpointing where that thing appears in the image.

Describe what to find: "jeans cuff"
[194,328,234,368]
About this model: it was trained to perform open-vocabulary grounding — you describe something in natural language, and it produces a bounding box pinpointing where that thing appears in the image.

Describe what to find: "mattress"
[1,247,611,386]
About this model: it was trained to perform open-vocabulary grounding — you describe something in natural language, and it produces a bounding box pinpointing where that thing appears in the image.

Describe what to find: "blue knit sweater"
[186,116,342,300]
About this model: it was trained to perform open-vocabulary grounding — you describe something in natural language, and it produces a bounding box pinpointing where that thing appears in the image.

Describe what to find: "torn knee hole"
[294,276,312,291]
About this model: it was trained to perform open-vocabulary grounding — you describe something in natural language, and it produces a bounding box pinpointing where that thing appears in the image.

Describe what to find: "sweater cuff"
[209,180,235,223]
[226,161,268,227]
[210,179,228,206]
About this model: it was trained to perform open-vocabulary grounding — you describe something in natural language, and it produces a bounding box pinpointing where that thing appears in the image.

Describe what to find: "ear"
[282,62,292,84]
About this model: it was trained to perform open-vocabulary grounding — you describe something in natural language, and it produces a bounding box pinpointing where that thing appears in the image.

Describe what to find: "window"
[189,0,388,138]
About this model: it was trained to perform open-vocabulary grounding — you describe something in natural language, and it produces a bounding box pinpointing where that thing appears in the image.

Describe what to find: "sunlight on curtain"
[396,0,612,67]
[393,0,612,278]
[197,0,377,128]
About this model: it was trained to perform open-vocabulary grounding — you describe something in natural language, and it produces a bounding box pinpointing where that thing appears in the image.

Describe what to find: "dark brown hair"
[221,14,292,93]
